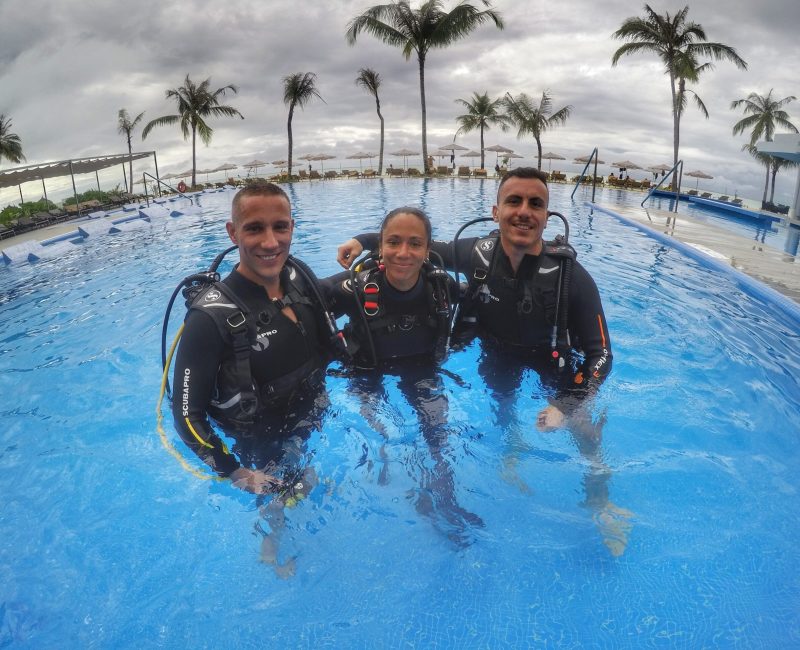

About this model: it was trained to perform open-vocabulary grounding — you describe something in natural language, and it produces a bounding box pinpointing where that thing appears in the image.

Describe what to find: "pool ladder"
[641,160,684,212]
[141,172,195,206]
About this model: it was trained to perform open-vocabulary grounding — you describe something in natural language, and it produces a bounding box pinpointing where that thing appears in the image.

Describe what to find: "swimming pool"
[1,180,799,647]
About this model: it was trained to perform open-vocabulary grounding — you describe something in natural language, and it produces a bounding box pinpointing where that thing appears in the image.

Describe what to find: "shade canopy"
[648,163,673,173]
[612,160,642,170]
[242,159,267,168]
[685,170,714,179]
[485,144,514,153]
[0,152,155,190]
[435,143,468,152]
[214,162,238,172]
[460,150,482,157]
[574,155,606,165]
[541,152,565,160]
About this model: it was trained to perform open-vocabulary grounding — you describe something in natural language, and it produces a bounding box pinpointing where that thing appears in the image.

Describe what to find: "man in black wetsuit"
[172,181,332,495]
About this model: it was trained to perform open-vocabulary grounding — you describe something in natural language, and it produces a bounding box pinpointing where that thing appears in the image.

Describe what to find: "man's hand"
[230,467,283,494]
[337,238,364,269]
[536,404,566,432]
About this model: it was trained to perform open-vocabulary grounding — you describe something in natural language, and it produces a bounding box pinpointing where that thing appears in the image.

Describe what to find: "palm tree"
[117,108,144,193]
[502,91,572,170]
[346,0,503,173]
[142,75,243,189]
[767,157,798,206]
[611,4,747,166]
[0,114,25,166]
[356,68,385,175]
[675,51,711,125]
[454,92,510,169]
[283,72,324,180]
[732,91,798,208]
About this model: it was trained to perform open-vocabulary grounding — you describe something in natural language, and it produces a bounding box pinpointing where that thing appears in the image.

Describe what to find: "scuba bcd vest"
[162,249,345,426]
[346,255,453,368]
[456,232,576,368]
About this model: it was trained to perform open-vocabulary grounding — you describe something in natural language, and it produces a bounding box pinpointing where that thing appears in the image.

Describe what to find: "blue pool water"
[2,180,799,647]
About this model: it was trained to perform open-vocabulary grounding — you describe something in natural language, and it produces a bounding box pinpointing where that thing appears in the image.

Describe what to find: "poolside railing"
[570,148,600,202]
[141,172,195,206]
[641,160,683,212]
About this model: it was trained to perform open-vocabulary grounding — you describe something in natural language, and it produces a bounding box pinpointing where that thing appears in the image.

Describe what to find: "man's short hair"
[231,181,291,222]
[497,167,549,201]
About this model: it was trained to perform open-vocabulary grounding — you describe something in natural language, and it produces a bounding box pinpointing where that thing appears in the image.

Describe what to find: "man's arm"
[566,261,613,390]
[171,310,241,476]
[336,232,475,272]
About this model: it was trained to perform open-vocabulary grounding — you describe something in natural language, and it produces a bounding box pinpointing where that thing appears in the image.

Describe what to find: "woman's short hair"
[379,206,432,245]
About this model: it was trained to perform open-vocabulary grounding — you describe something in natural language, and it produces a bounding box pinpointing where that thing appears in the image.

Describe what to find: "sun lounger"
[0,223,16,240]
[407,168,421,177]
[718,195,729,202]
[687,189,698,196]
[324,170,338,179]
[309,170,321,180]
[474,168,488,178]
[457,166,471,177]
[731,198,743,206]
[436,166,451,176]
[700,192,712,198]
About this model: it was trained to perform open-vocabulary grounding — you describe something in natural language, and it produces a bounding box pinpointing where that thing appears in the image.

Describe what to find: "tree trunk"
[761,165,769,208]
[670,72,680,190]
[480,124,485,169]
[376,97,384,176]
[127,136,134,194]
[287,105,295,180]
[418,53,428,174]
[191,124,197,189]
[769,164,778,203]
[535,137,542,170]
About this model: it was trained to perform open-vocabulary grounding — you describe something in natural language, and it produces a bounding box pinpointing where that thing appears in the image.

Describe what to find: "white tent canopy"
[0,152,155,190]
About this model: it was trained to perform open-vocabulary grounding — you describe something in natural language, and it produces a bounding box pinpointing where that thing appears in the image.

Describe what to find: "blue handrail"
[142,172,195,206]
[570,148,600,202]
[641,160,683,212]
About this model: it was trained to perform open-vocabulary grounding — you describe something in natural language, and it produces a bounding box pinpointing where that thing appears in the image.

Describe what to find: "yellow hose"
[155,323,224,482]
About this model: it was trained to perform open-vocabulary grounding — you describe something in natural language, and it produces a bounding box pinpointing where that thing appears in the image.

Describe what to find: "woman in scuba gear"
[322,207,484,547]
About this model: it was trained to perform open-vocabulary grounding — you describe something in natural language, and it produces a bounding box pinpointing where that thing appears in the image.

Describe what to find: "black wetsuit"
[321,264,482,545]
[353,233,612,398]
[322,265,452,366]
[172,265,330,476]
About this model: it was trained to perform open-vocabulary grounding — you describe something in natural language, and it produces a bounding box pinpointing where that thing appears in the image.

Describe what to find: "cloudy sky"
[1,0,798,207]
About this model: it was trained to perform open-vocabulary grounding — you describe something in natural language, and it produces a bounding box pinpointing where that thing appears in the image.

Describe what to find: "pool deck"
[594,201,800,304]
[3,198,799,306]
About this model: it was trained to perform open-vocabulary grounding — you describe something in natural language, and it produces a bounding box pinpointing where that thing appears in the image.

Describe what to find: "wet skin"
[492,176,549,272]
[380,212,430,291]
[225,194,294,294]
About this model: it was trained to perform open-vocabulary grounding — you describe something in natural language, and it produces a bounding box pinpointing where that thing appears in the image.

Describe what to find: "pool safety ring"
[177,181,187,193]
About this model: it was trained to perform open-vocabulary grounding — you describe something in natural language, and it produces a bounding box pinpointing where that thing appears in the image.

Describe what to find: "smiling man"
[172,182,337,493]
